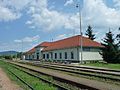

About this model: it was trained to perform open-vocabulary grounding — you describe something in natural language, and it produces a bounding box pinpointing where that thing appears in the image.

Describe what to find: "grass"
[0,60,56,90]
[84,62,120,69]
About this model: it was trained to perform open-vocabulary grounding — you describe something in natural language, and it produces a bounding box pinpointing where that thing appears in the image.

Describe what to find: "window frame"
[65,52,67,59]
[71,52,74,59]
[59,53,62,59]
[47,54,49,59]
[55,53,57,59]
[43,54,45,59]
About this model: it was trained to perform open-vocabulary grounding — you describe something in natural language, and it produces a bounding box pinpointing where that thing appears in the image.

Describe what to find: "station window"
[43,54,45,59]
[37,53,39,59]
[47,54,49,59]
[83,47,91,51]
[55,53,57,59]
[32,55,34,59]
[71,52,74,59]
[65,52,67,59]
[51,53,53,59]
[29,55,30,59]
[59,53,62,59]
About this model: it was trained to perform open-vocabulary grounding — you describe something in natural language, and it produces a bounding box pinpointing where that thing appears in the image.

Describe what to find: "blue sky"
[0,0,120,52]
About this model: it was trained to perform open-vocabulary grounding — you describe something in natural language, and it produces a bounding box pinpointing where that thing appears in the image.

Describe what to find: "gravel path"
[0,68,22,90]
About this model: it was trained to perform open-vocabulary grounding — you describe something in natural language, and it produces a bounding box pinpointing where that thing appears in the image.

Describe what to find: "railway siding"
[18,61,120,82]
[34,63,120,76]
[8,61,120,90]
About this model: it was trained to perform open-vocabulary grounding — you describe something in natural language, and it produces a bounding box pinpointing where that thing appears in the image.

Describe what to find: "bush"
[4,56,13,60]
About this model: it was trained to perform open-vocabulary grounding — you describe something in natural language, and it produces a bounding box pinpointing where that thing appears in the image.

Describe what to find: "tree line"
[85,25,120,63]
[0,52,22,60]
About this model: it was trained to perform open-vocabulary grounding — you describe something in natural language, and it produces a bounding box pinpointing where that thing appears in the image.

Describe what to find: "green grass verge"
[0,60,56,90]
[84,63,120,69]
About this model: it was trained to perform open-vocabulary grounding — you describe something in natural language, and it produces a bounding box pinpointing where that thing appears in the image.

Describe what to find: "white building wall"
[35,47,44,60]
[25,54,29,60]
[79,52,102,61]
[79,47,103,61]
[25,53,35,60]
[42,47,103,62]
[25,46,103,62]
[42,47,79,61]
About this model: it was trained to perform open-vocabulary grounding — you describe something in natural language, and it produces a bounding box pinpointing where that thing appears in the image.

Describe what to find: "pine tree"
[85,25,96,40]
[116,27,120,44]
[101,31,120,63]
[116,27,120,61]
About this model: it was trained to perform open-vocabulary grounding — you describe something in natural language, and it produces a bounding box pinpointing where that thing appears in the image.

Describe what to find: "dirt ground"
[0,68,22,90]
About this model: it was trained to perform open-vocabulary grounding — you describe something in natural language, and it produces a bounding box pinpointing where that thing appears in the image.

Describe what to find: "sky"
[0,0,120,52]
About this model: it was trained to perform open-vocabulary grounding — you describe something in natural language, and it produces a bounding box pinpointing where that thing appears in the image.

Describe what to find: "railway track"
[8,62,98,90]
[19,61,120,82]
[35,63,120,76]
[7,69,34,90]
[7,61,120,90]
[8,66,68,90]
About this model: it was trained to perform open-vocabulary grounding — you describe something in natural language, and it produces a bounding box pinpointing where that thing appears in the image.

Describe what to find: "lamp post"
[76,3,83,64]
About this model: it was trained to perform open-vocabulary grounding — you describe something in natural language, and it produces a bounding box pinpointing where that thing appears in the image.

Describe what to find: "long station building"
[25,35,103,63]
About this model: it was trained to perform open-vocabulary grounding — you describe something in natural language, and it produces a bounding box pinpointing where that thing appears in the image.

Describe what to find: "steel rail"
[7,69,34,90]
[11,65,68,90]
[9,62,99,90]
[21,62,120,82]
[33,63,120,81]
[37,63,120,76]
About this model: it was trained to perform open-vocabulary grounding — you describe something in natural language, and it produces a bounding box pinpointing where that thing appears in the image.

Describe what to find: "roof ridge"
[52,35,81,43]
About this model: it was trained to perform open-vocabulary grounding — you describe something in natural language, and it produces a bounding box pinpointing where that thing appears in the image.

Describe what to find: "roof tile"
[42,35,103,51]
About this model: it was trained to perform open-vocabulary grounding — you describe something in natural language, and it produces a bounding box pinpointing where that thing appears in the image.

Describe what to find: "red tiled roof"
[25,42,52,54]
[35,42,52,48]
[42,35,103,51]
[26,48,35,54]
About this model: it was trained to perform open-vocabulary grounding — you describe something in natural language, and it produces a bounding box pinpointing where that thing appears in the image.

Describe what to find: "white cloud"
[0,6,21,21]
[26,20,32,24]
[0,42,21,52]
[28,10,67,31]
[0,0,31,21]
[14,35,40,43]
[0,41,37,52]
[82,0,120,28]
[1,0,120,34]
[26,0,119,33]
[64,0,74,6]
[55,34,67,40]
[26,0,79,31]
[113,0,120,8]
[7,0,31,10]
[14,40,22,43]
[64,13,79,30]
[55,34,73,41]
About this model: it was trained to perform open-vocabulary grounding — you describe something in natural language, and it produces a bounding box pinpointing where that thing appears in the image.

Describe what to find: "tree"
[17,52,22,58]
[85,25,96,40]
[4,55,12,60]
[101,31,120,63]
[116,27,120,61]
[116,27,120,45]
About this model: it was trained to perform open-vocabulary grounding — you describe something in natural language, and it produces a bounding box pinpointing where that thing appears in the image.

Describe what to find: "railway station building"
[25,35,103,63]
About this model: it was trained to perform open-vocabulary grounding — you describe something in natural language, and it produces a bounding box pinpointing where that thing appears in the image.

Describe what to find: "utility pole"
[21,40,23,60]
[76,3,83,64]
